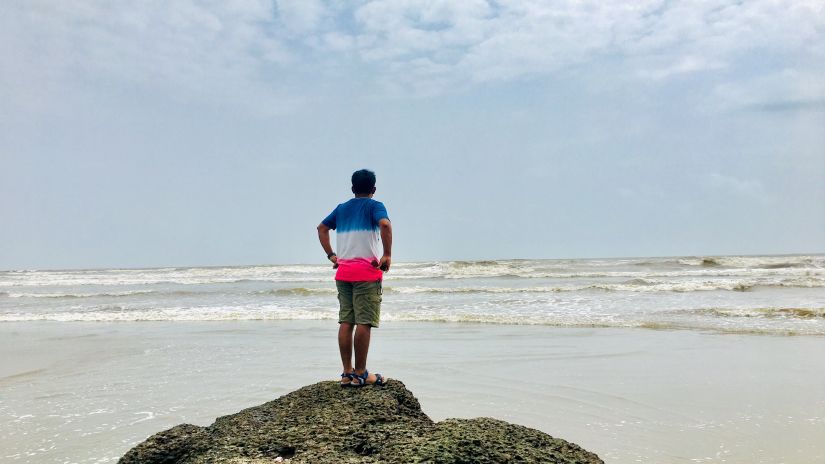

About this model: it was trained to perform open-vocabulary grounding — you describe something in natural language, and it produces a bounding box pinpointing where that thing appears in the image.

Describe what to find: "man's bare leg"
[353,324,378,383]
[338,323,355,378]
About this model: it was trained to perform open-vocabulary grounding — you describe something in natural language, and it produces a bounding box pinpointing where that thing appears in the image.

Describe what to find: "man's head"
[351,169,377,196]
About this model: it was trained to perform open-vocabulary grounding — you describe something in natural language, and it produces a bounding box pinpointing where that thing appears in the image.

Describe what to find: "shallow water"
[1,321,824,463]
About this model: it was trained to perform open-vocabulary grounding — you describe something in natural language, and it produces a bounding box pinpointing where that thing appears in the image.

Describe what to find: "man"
[317,169,391,387]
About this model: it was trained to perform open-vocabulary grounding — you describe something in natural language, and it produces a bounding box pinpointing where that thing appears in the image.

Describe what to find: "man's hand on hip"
[374,255,391,272]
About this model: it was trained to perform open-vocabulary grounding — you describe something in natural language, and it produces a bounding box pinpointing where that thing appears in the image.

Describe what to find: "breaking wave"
[3,305,823,335]
[692,307,825,319]
[2,255,823,286]
[1,290,158,299]
[255,287,337,296]
[386,277,824,294]
[3,254,824,335]
[676,256,820,269]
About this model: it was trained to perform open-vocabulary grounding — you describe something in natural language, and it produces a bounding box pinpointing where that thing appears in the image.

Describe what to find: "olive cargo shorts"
[336,280,382,327]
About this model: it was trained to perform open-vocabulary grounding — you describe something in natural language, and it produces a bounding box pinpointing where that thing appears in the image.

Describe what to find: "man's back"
[322,197,389,281]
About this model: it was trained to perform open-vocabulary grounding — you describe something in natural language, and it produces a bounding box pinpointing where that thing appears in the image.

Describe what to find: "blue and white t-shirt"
[322,198,389,281]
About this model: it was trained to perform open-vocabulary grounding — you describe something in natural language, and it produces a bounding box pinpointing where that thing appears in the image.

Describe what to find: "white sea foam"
[387,276,825,294]
[676,255,823,269]
[2,290,158,298]
[4,305,822,335]
[0,305,337,322]
[2,255,824,285]
[2,255,824,335]
[0,265,332,287]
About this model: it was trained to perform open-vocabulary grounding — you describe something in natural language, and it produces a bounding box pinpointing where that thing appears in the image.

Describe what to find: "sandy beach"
[2,320,823,463]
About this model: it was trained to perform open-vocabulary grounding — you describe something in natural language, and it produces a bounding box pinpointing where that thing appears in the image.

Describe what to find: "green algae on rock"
[119,380,603,463]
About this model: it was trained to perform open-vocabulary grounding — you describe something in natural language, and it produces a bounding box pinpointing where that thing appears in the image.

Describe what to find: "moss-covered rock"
[119,380,602,463]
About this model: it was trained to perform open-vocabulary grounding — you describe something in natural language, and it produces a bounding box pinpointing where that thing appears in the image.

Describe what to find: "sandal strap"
[352,370,369,385]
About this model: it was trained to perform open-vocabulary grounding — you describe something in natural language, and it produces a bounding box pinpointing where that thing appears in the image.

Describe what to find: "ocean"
[2,255,824,463]
[2,254,824,334]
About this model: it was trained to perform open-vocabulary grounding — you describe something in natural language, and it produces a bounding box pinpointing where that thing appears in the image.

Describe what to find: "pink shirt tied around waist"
[335,258,383,282]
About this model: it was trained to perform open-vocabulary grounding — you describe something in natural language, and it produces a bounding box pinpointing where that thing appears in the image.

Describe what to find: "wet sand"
[1,321,824,463]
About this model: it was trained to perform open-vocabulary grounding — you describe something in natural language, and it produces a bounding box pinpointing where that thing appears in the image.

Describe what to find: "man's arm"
[317,223,338,268]
[376,218,392,271]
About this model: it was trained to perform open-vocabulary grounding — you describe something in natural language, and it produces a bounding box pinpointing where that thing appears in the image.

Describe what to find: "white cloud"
[707,173,767,199]
[1,0,823,112]
[354,0,492,62]
[350,0,825,92]
[275,0,328,34]
[713,68,825,111]
[0,0,296,117]
[636,56,726,80]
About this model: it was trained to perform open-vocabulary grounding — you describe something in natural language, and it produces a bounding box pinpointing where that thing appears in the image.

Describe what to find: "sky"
[1,0,824,270]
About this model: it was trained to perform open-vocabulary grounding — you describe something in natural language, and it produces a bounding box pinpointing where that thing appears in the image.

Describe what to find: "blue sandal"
[351,370,386,387]
[340,371,355,387]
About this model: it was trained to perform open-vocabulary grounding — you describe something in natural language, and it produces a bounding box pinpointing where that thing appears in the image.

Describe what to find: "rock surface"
[119,380,603,463]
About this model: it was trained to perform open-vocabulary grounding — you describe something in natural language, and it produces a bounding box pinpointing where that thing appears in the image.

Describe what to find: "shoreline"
[3,316,825,337]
